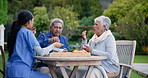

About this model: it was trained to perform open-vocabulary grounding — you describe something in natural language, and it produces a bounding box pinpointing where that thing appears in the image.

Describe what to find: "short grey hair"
[50,18,64,27]
[94,16,111,30]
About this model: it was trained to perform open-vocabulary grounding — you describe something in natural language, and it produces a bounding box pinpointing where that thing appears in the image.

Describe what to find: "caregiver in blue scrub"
[6,10,57,78]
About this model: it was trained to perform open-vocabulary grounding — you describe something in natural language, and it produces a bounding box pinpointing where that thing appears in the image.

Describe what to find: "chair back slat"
[116,40,136,78]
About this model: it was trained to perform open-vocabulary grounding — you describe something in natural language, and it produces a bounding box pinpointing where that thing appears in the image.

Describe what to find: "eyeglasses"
[52,26,63,30]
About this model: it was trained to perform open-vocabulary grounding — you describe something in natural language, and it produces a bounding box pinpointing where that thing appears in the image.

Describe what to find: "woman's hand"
[30,27,36,34]
[81,30,87,40]
[82,44,92,53]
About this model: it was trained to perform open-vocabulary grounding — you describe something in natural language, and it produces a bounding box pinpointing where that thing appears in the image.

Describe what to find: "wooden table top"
[35,56,107,61]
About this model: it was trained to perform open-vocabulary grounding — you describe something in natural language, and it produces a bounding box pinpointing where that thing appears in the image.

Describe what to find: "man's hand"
[53,42,63,48]
[62,48,68,52]
[48,37,60,43]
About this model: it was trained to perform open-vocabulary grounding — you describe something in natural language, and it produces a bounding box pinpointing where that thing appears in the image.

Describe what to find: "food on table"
[50,50,91,57]
[53,42,63,48]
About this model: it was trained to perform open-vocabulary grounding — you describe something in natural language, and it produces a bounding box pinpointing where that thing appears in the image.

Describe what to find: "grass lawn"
[134,55,148,63]
[0,52,148,78]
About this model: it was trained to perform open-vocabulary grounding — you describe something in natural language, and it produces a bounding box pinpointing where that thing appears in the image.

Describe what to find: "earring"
[104,28,107,31]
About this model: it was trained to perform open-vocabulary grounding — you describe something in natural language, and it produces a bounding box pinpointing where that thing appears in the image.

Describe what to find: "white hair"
[50,18,64,27]
[94,16,111,30]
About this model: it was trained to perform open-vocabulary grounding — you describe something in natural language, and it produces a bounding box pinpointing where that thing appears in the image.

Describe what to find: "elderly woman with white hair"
[77,16,120,78]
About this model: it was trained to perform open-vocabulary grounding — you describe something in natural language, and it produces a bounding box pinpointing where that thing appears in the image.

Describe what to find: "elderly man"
[37,18,70,52]
[36,18,71,76]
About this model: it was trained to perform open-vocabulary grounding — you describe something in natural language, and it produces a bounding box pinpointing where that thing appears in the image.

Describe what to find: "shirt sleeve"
[33,45,61,56]
[82,39,88,45]
[33,45,53,56]
[27,31,39,49]
[37,33,52,48]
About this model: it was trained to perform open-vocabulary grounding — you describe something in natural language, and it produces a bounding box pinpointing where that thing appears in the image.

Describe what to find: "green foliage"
[42,0,102,19]
[116,1,148,46]
[103,0,137,23]
[50,6,79,39]
[33,7,49,36]
[112,32,122,40]
[8,0,37,15]
[79,16,95,26]
[67,0,103,19]
[104,0,148,53]
[0,0,8,24]
[8,0,38,23]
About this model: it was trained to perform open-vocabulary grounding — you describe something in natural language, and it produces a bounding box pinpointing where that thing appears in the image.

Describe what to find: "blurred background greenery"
[0,0,148,77]
[1,0,148,55]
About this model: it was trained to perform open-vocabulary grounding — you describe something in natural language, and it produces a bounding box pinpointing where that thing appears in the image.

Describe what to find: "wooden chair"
[115,40,136,78]
[0,45,5,78]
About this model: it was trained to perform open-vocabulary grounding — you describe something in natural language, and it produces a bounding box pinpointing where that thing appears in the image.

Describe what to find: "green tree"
[0,0,8,24]
[103,0,148,53]
[33,7,49,36]
[67,0,102,19]
[50,6,79,39]
[79,16,95,26]
[103,0,137,23]
[117,1,148,46]
[8,0,38,23]
[42,0,102,19]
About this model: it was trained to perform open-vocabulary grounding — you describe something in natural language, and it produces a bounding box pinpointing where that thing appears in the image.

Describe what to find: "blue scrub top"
[37,31,70,52]
[6,28,51,78]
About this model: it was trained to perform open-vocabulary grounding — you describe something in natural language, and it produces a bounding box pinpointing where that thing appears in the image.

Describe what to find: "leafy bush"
[33,7,49,36]
[103,0,137,23]
[0,0,8,24]
[103,0,148,53]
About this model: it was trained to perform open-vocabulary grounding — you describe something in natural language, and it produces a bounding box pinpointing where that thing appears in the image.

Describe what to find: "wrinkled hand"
[48,37,60,43]
[62,48,68,52]
[81,30,87,40]
[82,44,92,53]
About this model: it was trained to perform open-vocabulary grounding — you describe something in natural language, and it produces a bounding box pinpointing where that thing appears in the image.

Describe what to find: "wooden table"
[35,56,107,78]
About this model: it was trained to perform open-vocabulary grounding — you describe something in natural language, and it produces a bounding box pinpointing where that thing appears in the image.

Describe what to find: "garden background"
[0,0,148,78]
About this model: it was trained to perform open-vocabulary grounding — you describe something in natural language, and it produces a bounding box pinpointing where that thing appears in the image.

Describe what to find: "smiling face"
[93,20,106,36]
[50,22,63,37]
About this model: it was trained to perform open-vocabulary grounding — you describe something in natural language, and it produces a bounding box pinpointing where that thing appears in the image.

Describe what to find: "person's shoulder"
[106,34,116,43]
[39,31,50,36]
[60,35,68,39]
[39,31,47,35]
[20,28,32,34]
[107,34,115,39]
[18,28,34,39]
